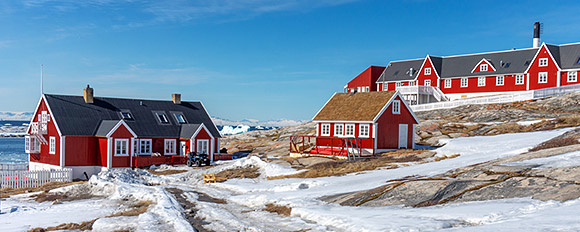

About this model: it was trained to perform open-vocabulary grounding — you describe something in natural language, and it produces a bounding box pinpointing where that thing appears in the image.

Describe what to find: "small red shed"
[291,91,419,158]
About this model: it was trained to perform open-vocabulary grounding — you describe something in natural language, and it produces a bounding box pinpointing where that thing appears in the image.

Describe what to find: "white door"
[180,141,186,156]
[197,140,209,154]
[398,124,408,149]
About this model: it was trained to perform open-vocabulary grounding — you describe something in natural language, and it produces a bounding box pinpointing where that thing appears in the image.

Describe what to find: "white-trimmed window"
[25,136,40,153]
[133,139,139,155]
[334,124,344,136]
[164,139,176,155]
[461,78,468,87]
[359,124,370,137]
[539,72,548,83]
[392,100,401,114]
[444,79,451,88]
[409,81,415,86]
[49,136,56,154]
[357,87,362,92]
[478,77,485,86]
[424,80,431,86]
[395,82,401,88]
[516,74,525,85]
[140,139,152,154]
[382,83,388,91]
[496,76,504,86]
[174,113,186,123]
[539,58,548,67]
[424,68,431,75]
[365,87,369,92]
[568,71,577,82]
[115,139,129,156]
[321,124,330,136]
[345,124,355,137]
[480,64,488,72]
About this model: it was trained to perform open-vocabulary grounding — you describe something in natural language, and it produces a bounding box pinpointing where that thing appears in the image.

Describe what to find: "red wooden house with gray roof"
[25,85,221,179]
[290,91,419,158]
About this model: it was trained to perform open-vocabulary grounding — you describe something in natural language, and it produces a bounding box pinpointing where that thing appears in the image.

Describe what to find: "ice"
[504,150,580,168]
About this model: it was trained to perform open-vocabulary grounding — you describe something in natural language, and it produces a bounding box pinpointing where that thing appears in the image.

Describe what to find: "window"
[480,64,488,72]
[321,124,330,136]
[539,72,548,83]
[444,79,451,88]
[460,78,468,87]
[345,124,355,137]
[334,124,344,136]
[164,139,176,155]
[365,87,369,92]
[392,100,401,114]
[568,71,577,82]
[396,82,401,88]
[382,83,388,91]
[140,139,152,154]
[424,68,431,75]
[496,76,504,86]
[409,81,415,86]
[49,137,55,154]
[539,58,548,67]
[357,87,361,92]
[25,136,40,153]
[478,77,485,87]
[424,80,431,86]
[197,140,209,154]
[516,74,525,85]
[120,111,133,120]
[133,139,139,155]
[156,112,169,124]
[359,124,370,137]
[115,139,129,156]
[174,113,186,123]
[41,111,49,122]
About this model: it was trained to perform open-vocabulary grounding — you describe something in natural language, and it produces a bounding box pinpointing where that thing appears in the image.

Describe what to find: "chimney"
[172,93,181,104]
[533,21,541,48]
[83,85,94,103]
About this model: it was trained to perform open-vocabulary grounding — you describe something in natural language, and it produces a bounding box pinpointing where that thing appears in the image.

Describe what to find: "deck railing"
[290,136,373,159]
[0,168,73,189]
[0,163,28,171]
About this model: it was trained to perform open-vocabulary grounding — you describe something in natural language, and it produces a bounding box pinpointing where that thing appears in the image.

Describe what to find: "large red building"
[25,85,221,179]
[345,66,386,93]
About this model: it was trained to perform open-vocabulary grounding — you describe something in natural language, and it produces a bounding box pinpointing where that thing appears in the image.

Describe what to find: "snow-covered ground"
[2,128,579,231]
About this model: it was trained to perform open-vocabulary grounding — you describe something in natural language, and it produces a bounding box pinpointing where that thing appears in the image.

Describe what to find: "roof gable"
[312,91,396,122]
[471,58,496,73]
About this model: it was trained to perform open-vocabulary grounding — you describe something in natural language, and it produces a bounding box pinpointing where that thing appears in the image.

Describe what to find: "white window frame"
[444,79,451,88]
[395,82,401,88]
[115,139,129,156]
[568,71,577,82]
[133,138,139,155]
[359,124,370,138]
[197,139,209,155]
[334,124,344,136]
[164,139,176,155]
[382,83,388,91]
[139,139,152,155]
[424,68,431,75]
[156,112,170,124]
[496,76,504,86]
[460,78,468,87]
[344,124,355,137]
[539,58,548,67]
[538,72,548,83]
[409,81,415,86]
[392,100,401,114]
[516,74,524,85]
[365,87,369,92]
[478,77,485,87]
[424,80,431,86]
[480,64,488,72]
[49,136,56,154]
[357,87,361,92]
[321,124,330,136]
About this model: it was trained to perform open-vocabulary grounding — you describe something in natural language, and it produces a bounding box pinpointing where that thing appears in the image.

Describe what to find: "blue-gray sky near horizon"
[1,0,580,121]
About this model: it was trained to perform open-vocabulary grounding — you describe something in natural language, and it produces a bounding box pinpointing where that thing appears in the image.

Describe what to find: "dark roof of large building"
[378,43,580,82]
[44,94,221,138]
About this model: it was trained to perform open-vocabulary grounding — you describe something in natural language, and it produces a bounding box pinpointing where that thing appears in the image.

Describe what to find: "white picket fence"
[0,168,73,189]
[0,162,28,171]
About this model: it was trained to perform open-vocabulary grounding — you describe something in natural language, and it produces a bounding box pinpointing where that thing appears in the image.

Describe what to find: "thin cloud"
[90,64,229,86]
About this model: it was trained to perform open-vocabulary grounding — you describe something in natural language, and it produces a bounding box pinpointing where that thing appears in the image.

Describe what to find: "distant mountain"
[0,112,32,121]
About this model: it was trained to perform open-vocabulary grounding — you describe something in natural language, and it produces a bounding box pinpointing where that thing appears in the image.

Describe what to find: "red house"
[345,66,386,93]
[25,85,222,179]
[291,91,419,158]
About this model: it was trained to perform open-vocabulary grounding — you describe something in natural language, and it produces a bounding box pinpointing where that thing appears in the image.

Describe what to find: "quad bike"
[186,152,211,167]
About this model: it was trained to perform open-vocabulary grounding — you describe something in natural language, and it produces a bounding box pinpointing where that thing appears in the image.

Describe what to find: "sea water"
[0,137,27,163]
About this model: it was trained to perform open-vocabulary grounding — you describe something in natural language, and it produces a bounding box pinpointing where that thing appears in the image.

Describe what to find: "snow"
[2,128,579,231]
[219,125,251,135]
[504,150,580,168]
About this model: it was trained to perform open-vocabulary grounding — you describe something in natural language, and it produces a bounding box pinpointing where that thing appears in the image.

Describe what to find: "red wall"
[65,136,98,166]
[28,98,61,166]
[416,58,438,87]
[110,124,133,168]
[375,95,417,149]
[528,46,559,90]
[347,66,386,92]
[98,138,108,167]
[561,71,579,86]
[441,74,527,94]
[316,122,375,149]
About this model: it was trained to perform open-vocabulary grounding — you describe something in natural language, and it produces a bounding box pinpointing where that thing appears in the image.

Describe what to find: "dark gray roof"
[440,48,538,78]
[179,124,201,139]
[94,120,120,137]
[557,43,580,69]
[430,56,443,77]
[377,59,424,82]
[546,44,561,67]
[45,94,221,138]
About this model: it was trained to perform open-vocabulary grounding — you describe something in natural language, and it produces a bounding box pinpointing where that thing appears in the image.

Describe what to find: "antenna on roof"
[40,64,44,95]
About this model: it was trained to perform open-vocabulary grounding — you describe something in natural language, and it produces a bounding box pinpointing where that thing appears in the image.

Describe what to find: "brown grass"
[147,169,189,175]
[434,153,461,162]
[215,166,260,182]
[529,137,580,152]
[264,203,292,216]
[1,181,85,200]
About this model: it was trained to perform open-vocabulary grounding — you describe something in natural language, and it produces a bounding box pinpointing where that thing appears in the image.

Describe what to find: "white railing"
[0,168,73,189]
[0,163,28,171]
[534,83,580,98]
[396,85,448,102]
[411,91,535,112]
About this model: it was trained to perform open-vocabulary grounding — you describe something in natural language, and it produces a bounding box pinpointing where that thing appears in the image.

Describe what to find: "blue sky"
[1,0,580,121]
